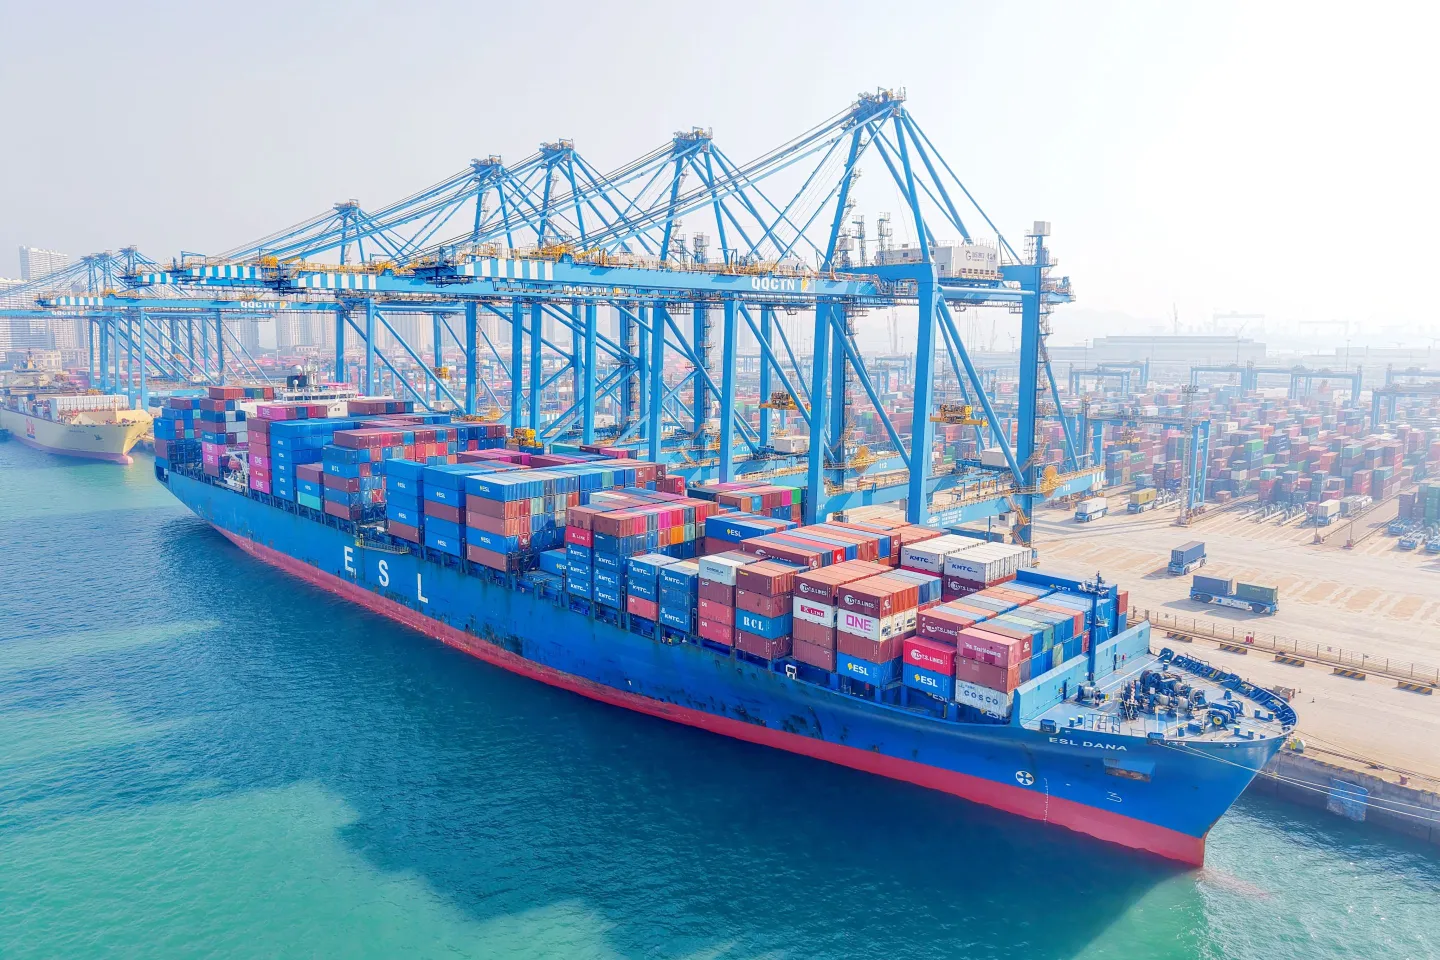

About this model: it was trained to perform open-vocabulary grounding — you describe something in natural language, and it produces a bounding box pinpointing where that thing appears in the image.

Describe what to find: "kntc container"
[899,534,975,574]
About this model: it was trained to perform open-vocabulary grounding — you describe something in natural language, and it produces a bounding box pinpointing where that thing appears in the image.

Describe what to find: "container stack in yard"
[1082,384,1440,509]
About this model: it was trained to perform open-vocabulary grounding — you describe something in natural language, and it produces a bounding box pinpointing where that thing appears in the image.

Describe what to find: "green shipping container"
[1235,582,1279,603]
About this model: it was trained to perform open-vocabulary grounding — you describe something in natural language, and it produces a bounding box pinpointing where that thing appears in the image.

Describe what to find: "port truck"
[1190,574,1279,615]
[1074,497,1108,522]
[1127,487,1158,513]
[1169,541,1206,575]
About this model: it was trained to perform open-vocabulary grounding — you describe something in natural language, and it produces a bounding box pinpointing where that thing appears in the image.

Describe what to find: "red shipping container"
[425,501,462,524]
[627,596,659,621]
[792,618,836,649]
[956,627,1031,668]
[736,589,789,617]
[770,531,846,565]
[837,631,906,663]
[324,499,362,520]
[792,638,837,670]
[698,580,735,605]
[697,597,735,625]
[955,655,1023,693]
[838,574,918,618]
[736,631,792,661]
[466,512,529,536]
[466,544,516,571]
[737,537,823,570]
[698,617,735,645]
[904,636,957,675]
[328,474,364,493]
[735,560,802,596]
[1116,590,1129,620]
[389,521,421,543]
[917,607,978,644]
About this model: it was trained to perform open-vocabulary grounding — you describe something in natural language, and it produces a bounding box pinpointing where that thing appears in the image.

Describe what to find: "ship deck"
[1026,648,1294,743]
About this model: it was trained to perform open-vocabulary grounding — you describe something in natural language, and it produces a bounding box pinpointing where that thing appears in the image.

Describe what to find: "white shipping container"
[953,678,1013,716]
[1077,497,1108,515]
[698,555,747,586]
[837,608,909,642]
[943,542,1033,582]
[772,435,809,454]
[793,597,837,627]
[49,394,129,415]
[900,535,977,573]
[979,448,1009,469]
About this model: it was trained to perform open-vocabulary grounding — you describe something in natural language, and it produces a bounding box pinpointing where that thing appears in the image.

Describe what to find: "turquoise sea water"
[1,443,1437,960]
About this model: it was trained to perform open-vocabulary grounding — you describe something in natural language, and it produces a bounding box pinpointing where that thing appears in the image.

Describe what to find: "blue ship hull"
[164,471,1284,864]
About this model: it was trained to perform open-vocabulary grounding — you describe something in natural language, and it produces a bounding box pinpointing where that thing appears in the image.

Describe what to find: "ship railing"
[1136,608,1440,687]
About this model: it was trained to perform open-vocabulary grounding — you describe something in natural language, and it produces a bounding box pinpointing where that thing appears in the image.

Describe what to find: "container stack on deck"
[198,385,272,478]
[249,402,329,496]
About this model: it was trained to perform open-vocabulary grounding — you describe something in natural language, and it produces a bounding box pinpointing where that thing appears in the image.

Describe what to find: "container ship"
[1,394,152,464]
[152,388,1296,865]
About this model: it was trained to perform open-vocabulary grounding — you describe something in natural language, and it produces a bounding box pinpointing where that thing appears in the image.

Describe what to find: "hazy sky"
[2,1,1435,344]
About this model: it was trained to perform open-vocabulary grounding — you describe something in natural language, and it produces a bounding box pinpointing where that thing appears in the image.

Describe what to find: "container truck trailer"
[1168,541,1206,576]
[1190,575,1279,615]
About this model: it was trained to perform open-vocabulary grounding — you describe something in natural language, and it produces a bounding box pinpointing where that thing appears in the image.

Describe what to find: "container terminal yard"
[4,41,1440,956]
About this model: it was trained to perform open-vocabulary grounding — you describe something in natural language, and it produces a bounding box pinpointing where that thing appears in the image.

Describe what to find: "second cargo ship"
[153,388,1296,866]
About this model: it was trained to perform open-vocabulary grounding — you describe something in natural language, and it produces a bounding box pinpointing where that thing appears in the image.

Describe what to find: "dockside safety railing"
[1133,608,1440,687]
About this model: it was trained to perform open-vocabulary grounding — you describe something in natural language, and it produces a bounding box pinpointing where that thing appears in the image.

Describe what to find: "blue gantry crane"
[11,90,1099,542]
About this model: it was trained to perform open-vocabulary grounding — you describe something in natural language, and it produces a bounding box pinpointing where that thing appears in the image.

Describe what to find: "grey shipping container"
[1171,541,1205,566]
[1192,574,1234,597]
[1234,582,1279,603]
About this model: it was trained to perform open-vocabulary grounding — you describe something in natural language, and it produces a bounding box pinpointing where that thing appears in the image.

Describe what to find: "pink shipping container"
[957,626,1032,669]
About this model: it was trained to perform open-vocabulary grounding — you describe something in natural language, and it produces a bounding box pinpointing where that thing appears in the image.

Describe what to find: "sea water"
[1,444,1436,959]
